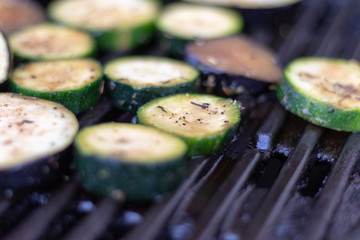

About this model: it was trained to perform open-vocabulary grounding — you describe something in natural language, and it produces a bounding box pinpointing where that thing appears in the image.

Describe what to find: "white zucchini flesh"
[48,0,159,31]
[9,23,95,60]
[105,57,198,87]
[286,58,360,110]
[184,0,301,9]
[76,123,187,163]
[0,93,78,169]
[0,31,9,84]
[157,3,242,39]
[12,59,102,92]
[139,94,240,138]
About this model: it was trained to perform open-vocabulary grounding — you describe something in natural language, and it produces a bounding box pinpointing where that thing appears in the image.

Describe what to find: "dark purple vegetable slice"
[0,93,78,189]
[0,0,46,35]
[0,30,10,85]
[186,35,282,95]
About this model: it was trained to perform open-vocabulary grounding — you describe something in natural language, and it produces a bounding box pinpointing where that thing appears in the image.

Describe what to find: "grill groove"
[1,0,360,239]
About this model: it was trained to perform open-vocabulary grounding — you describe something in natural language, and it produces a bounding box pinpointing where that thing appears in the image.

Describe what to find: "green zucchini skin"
[105,56,199,112]
[157,33,191,58]
[47,0,160,52]
[74,123,188,201]
[8,59,103,114]
[76,152,185,201]
[8,78,103,114]
[277,74,360,132]
[95,21,155,52]
[156,3,243,57]
[137,93,241,156]
[9,23,96,62]
[182,123,239,156]
[107,80,197,113]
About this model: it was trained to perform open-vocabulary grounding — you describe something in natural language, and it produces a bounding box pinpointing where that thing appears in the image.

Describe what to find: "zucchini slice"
[75,123,188,201]
[137,93,241,156]
[105,56,199,112]
[48,0,159,52]
[9,59,103,114]
[186,35,282,95]
[0,0,46,35]
[9,23,96,61]
[156,3,243,56]
[0,30,10,85]
[0,93,78,189]
[277,57,360,132]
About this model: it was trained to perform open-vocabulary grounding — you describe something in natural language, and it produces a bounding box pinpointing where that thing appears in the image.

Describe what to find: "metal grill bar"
[277,0,328,64]
[63,198,119,240]
[243,124,322,240]
[0,200,10,217]
[301,133,360,240]
[2,182,77,240]
[255,103,287,152]
[314,0,360,56]
[190,150,261,240]
[124,158,210,240]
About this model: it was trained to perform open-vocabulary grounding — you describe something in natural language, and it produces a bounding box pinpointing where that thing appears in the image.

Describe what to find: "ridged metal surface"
[1,0,360,239]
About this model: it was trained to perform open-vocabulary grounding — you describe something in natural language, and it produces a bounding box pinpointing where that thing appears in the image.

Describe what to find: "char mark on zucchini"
[277,57,360,132]
[137,93,241,156]
[9,58,103,114]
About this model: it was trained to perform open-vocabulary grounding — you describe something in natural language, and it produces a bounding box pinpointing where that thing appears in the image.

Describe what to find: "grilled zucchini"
[9,23,96,61]
[105,56,199,112]
[156,2,243,57]
[277,57,360,131]
[75,123,188,201]
[48,0,159,52]
[9,59,103,114]
[137,93,241,156]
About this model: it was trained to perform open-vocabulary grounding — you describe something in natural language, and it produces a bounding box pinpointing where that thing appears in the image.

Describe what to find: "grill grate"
[2,0,360,239]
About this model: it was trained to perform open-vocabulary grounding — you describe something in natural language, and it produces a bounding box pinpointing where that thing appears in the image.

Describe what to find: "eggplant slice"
[186,35,282,95]
[0,0,46,35]
[0,30,10,85]
[0,93,78,189]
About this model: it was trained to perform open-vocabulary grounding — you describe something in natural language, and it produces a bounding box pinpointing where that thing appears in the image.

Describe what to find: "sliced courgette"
[8,59,103,114]
[186,35,282,95]
[156,3,243,56]
[105,56,199,112]
[277,57,360,132]
[75,123,188,201]
[9,23,96,61]
[48,0,159,52]
[0,93,78,189]
[137,93,241,156]
[0,30,10,85]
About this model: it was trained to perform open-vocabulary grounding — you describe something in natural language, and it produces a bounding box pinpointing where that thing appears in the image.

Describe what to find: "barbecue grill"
[2,0,360,239]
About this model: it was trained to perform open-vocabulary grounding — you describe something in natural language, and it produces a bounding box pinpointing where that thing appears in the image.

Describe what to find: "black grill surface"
[2,0,360,239]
